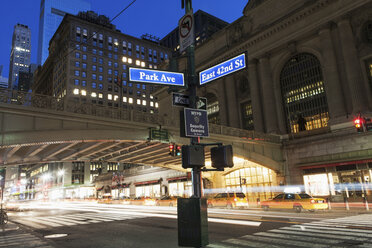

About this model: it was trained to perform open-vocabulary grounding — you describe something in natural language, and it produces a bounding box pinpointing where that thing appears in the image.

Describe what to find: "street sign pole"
[184,1,201,198]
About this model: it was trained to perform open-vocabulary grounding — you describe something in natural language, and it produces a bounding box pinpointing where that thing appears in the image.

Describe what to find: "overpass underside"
[0,90,283,174]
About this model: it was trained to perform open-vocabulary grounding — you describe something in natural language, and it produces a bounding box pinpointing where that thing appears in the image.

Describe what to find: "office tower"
[37,0,91,65]
[33,11,171,113]
[8,24,31,89]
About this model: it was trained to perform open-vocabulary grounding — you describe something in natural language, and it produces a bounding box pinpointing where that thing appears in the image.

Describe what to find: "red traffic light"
[354,118,362,128]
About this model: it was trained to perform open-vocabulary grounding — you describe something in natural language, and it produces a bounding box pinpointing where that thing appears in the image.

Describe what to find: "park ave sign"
[129,68,185,86]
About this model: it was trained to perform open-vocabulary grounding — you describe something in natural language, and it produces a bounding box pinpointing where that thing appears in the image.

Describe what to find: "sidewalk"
[0,221,19,233]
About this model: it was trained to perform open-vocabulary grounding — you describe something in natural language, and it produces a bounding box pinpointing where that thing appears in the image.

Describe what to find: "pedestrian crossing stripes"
[207,214,372,248]
[0,232,53,248]
[12,212,144,230]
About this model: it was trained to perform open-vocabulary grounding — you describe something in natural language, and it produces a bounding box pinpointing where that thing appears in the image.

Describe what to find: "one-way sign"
[172,93,207,110]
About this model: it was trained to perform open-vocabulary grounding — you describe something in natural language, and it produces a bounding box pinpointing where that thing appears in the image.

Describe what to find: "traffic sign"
[184,108,209,137]
[149,128,169,142]
[172,93,207,110]
[199,53,246,85]
[129,68,185,86]
[179,10,195,53]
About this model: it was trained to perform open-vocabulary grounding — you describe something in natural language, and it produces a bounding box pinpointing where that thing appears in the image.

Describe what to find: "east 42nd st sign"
[199,53,246,85]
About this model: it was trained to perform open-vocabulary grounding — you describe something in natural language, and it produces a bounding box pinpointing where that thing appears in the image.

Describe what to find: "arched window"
[224,165,277,202]
[280,53,329,133]
[206,93,220,124]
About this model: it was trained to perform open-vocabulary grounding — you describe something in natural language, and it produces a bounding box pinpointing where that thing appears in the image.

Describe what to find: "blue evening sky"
[0,0,248,77]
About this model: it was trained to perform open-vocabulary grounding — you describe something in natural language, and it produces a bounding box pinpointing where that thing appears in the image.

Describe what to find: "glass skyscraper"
[37,0,91,65]
[9,24,31,89]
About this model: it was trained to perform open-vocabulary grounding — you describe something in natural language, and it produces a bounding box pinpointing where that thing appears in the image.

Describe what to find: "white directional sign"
[199,53,246,85]
[179,10,195,53]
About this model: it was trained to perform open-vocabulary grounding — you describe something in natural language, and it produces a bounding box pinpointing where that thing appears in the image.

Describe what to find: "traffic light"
[211,145,234,169]
[354,117,364,133]
[169,143,175,156]
[176,145,181,156]
[182,145,205,169]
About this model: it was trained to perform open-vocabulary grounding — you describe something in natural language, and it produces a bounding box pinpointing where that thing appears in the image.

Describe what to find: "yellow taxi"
[207,192,249,209]
[98,194,112,204]
[261,193,328,213]
[155,196,179,207]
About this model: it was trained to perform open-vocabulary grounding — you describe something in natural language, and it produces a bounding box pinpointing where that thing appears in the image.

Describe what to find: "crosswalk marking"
[242,233,330,248]
[12,212,145,229]
[0,232,52,248]
[208,214,372,248]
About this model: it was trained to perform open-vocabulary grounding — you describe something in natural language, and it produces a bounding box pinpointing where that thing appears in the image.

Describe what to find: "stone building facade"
[170,0,372,200]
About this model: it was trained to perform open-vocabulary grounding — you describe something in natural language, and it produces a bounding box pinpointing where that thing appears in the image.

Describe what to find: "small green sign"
[149,128,169,142]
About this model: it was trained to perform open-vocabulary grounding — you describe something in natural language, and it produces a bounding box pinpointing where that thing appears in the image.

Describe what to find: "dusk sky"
[0,0,248,78]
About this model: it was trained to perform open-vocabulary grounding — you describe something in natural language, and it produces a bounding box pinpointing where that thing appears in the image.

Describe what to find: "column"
[63,162,72,186]
[337,18,368,113]
[217,81,228,126]
[319,26,346,118]
[258,56,279,133]
[248,60,264,132]
[84,161,90,185]
[224,76,240,128]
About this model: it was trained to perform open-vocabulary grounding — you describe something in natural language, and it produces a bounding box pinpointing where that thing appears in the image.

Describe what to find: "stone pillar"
[319,26,347,119]
[337,18,368,113]
[258,56,279,133]
[217,82,228,126]
[102,161,108,174]
[63,162,72,186]
[84,161,90,185]
[247,60,264,132]
[223,76,240,128]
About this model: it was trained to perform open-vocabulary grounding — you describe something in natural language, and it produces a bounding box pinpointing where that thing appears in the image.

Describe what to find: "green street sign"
[149,128,169,142]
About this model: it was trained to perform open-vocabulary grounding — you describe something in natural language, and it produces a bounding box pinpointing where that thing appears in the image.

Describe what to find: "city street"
[2,202,372,247]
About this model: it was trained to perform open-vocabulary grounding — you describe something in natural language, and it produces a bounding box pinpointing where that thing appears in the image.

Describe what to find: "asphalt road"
[4,202,372,248]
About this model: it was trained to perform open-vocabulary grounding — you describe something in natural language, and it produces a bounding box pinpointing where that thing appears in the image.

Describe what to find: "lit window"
[108,94,112,100]
[129,98,133,104]
[150,101,154,107]
[73,89,79,95]
[141,62,145,67]
[122,56,127,63]
[91,92,97,98]
[150,95,153,99]
[98,93,103,99]
[114,95,119,101]
[81,90,87,96]
[142,100,146,106]
[128,58,132,64]
[123,96,127,102]
[155,102,159,108]
[137,99,141,105]
[136,60,140,66]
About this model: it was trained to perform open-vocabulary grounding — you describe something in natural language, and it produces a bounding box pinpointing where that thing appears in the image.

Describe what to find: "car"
[130,196,157,206]
[207,192,249,209]
[97,194,112,204]
[261,193,328,213]
[156,196,179,207]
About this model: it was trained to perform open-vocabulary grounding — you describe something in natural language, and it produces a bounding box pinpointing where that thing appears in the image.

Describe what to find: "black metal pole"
[184,0,201,198]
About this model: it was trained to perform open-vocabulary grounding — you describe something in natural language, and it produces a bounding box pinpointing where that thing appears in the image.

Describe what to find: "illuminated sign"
[129,68,185,86]
[199,53,246,85]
